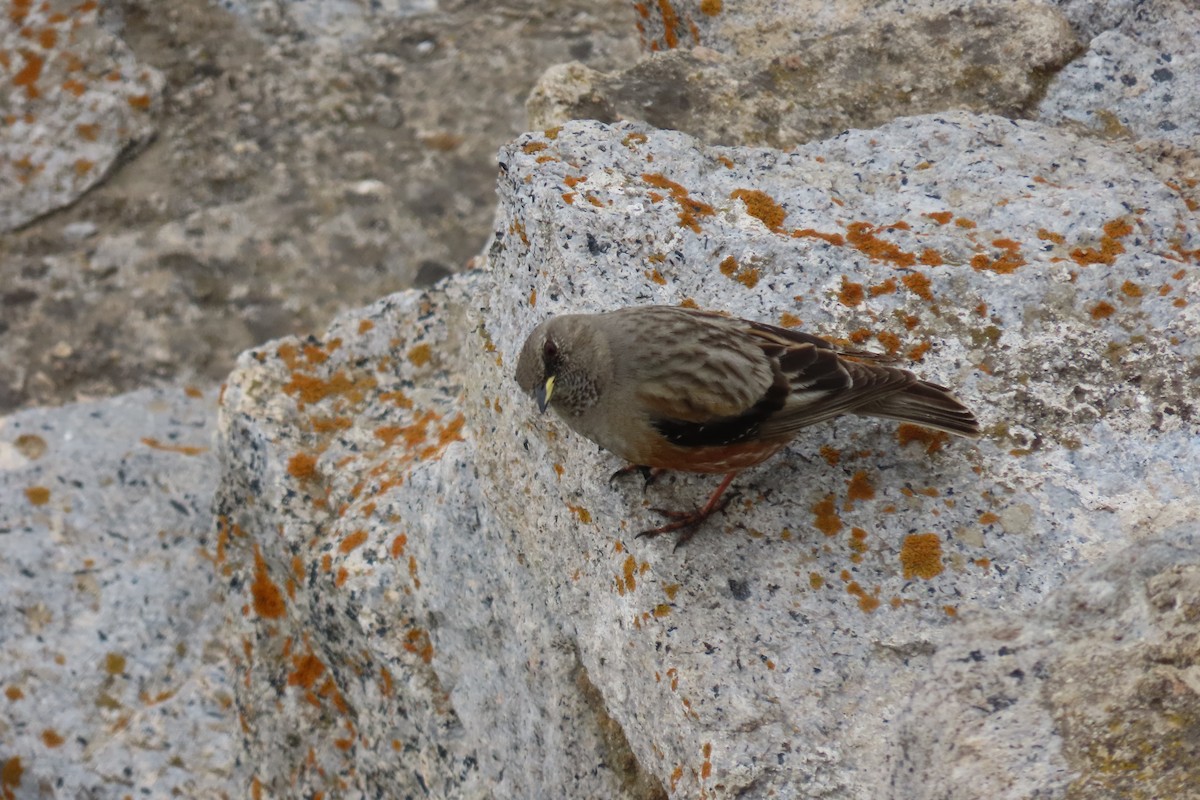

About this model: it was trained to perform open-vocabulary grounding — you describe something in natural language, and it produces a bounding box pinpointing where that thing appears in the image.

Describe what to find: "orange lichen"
[679,297,699,309]
[288,652,325,692]
[954,217,976,229]
[875,331,901,355]
[408,555,421,590]
[907,341,931,362]
[568,505,592,524]
[900,272,934,301]
[812,494,843,536]
[919,249,944,267]
[1038,228,1065,244]
[339,530,369,554]
[896,424,949,454]
[778,312,802,327]
[717,255,759,288]
[899,533,943,579]
[522,141,548,154]
[838,277,864,307]
[2,757,23,793]
[1090,301,1116,320]
[282,370,375,407]
[287,452,318,481]
[925,211,953,225]
[730,188,786,231]
[869,277,897,296]
[845,471,875,509]
[646,268,667,285]
[792,228,846,246]
[141,437,207,456]
[1071,218,1133,266]
[848,328,872,344]
[819,445,840,466]
[1120,280,1143,298]
[251,544,286,619]
[5,686,24,701]
[407,344,432,367]
[978,512,1000,525]
[809,572,825,590]
[389,534,408,559]
[303,344,329,365]
[642,172,714,232]
[849,527,869,554]
[104,652,126,675]
[405,627,436,663]
[845,221,916,267]
[24,486,50,506]
[699,0,722,14]
[846,581,880,612]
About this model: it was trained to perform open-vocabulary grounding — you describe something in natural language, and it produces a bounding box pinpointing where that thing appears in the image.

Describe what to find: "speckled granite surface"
[215,114,1198,798]
[0,388,240,798]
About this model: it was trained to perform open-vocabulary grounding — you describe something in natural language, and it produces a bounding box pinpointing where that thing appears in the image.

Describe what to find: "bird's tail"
[856,379,981,438]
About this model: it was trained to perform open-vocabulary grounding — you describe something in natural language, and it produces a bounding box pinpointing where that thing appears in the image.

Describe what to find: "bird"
[515,305,980,547]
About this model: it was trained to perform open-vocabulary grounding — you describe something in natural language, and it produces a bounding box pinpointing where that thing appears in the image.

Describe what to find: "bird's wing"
[610,306,778,423]
[745,317,900,364]
[755,341,916,438]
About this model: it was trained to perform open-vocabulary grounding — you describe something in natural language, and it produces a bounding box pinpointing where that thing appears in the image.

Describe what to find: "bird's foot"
[638,494,734,550]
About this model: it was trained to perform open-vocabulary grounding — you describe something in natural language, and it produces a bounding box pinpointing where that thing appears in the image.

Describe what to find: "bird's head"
[515,314,612,417]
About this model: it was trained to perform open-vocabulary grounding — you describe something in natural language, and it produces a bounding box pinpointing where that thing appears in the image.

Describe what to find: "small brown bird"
[515,305,979,547]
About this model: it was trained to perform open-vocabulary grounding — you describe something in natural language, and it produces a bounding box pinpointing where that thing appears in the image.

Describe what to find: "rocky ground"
[2,0,1198,797]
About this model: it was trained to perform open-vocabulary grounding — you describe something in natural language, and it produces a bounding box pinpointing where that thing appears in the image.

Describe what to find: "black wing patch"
[652,369,789,448]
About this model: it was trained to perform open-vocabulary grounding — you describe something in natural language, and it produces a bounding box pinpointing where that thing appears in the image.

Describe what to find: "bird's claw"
[637,494,735,550]
[609,464,662,488]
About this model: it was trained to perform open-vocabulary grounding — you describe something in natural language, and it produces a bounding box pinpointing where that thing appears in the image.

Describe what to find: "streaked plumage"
[516,305,979,546]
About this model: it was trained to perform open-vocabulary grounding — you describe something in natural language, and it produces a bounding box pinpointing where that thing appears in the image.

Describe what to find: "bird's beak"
[534,376,554,413]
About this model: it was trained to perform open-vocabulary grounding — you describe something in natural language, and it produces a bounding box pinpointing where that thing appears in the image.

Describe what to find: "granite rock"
[1038,0,1200,147]
[0,387,239,798]
[0,0,164,232]
[215,115,1199,798]
[531,1,1080,147]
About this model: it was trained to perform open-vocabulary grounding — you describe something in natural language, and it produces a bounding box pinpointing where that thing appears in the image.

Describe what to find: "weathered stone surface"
[0,0,164,232]
[0,0,639,414]
[0,387,239,798]
[531,1,1079,148]
[1039,0,1200,146]
[215,115,1198,798]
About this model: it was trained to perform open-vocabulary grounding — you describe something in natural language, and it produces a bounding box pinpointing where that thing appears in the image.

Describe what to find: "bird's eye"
[543,339,558,362]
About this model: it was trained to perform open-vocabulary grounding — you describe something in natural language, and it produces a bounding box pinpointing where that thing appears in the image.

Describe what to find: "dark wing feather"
[756,345,917,438]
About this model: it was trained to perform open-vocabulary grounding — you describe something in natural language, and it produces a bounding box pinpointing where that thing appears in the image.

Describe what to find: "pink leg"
[638,471,739,549]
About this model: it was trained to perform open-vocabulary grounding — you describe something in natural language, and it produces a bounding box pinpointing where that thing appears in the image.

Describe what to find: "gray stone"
[0,0,164,232]
[215,115,1199,798]
[530,2,1079,148]
[1039,0,1200,147]
[0,387,240,798]
[0,0,639,414]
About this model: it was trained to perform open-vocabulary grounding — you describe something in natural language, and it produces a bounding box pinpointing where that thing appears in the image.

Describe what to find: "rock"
[0,0,640,414]
[531,1,1080,147]
[1038,0,1200,146]
[0,387,240,797]
[0,1,164,232]
[215,115,1199,798]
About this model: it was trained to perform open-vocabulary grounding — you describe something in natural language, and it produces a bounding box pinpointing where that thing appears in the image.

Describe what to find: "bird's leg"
[609,464,665,488]
[639,471,738,549]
